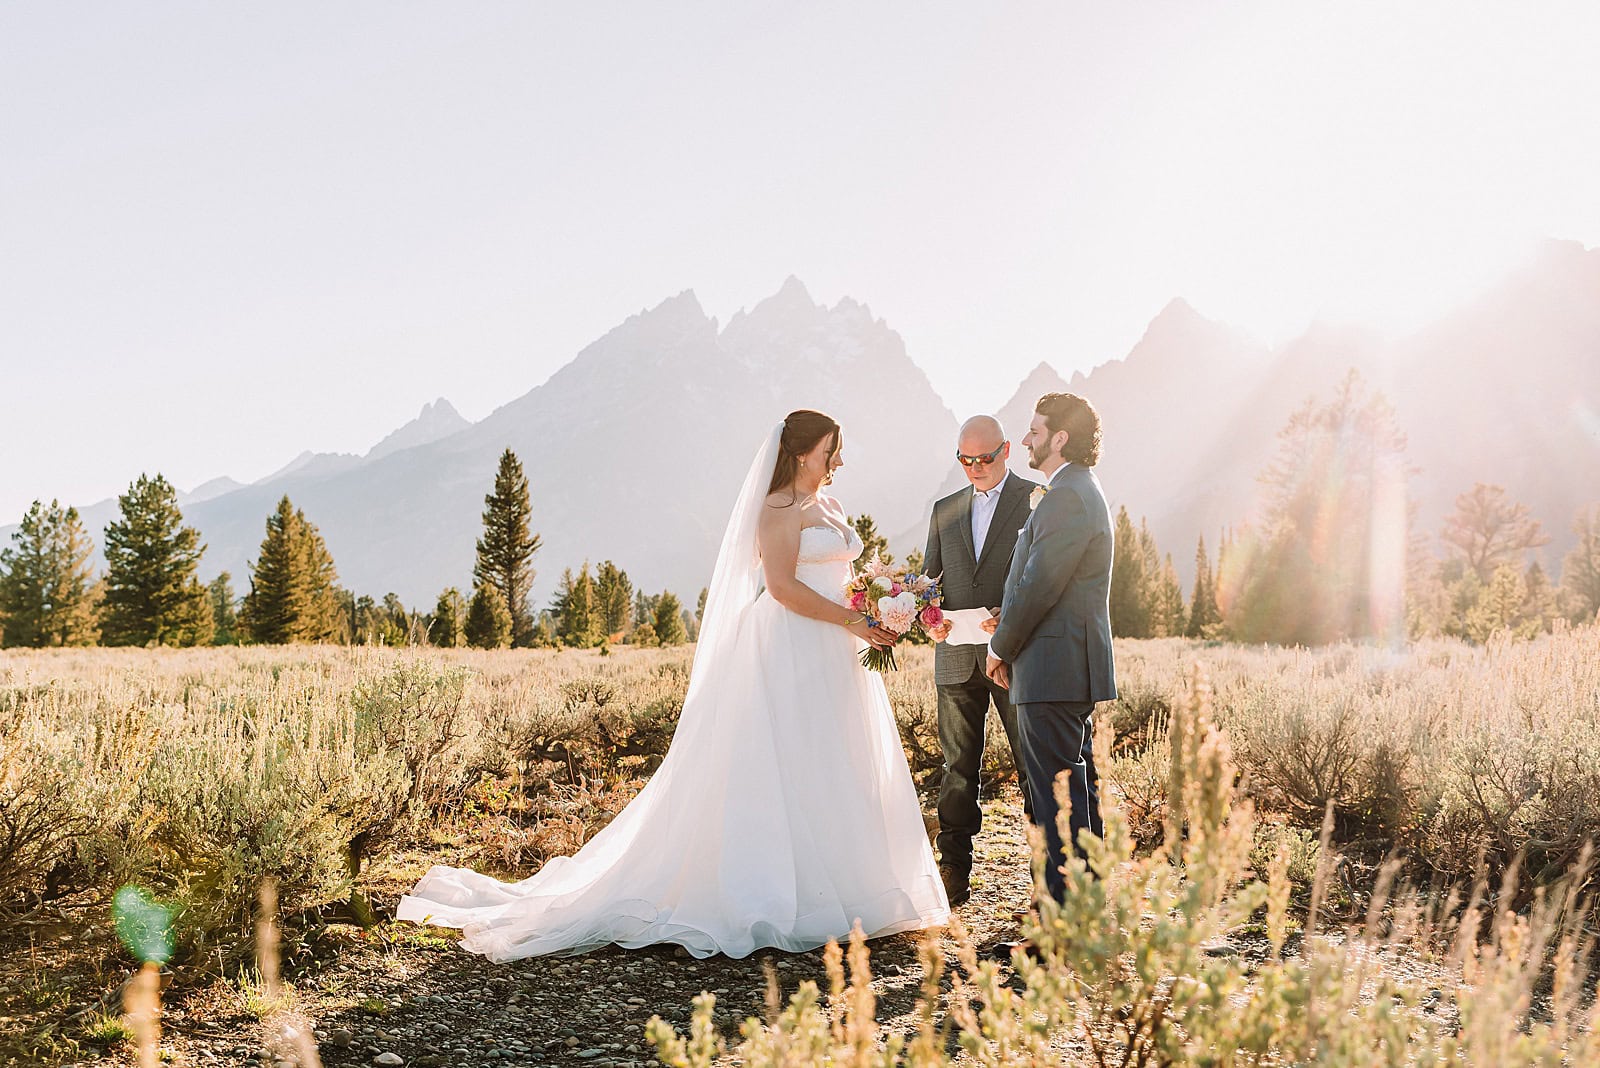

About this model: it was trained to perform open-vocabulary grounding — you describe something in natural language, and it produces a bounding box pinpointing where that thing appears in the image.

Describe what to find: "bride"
[396,410,950,959]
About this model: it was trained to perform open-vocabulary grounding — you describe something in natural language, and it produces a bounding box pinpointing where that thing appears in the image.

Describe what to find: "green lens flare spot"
[112,885,175,965]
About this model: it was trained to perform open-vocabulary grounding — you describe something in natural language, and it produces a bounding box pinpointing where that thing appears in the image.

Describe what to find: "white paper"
[940,607,998,646]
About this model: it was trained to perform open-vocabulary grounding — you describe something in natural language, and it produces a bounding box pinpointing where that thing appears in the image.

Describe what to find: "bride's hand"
[847,619,898,647]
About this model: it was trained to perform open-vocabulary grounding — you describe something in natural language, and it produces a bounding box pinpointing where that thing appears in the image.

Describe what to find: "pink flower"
[890,582,904,597]
[850,592,867,611]
[919,605,943,627]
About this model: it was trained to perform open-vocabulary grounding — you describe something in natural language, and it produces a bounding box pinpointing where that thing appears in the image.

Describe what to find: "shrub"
[650,663,1600,1065]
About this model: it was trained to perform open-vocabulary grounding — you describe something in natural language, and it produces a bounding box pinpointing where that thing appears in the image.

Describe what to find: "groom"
[923,415,1035,907]
[985,392,1116,906]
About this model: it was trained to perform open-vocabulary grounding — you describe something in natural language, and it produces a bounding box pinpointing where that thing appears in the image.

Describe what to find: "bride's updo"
[769,409,841,498]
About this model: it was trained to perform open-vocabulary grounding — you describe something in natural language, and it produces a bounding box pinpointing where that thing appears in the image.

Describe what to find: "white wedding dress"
[396,429,949,960]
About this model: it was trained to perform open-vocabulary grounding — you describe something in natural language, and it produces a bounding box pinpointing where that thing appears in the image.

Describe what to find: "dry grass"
[3,626,1599,1060]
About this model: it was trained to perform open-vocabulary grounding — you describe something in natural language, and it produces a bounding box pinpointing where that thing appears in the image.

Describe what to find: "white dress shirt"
[970,472,1009,560]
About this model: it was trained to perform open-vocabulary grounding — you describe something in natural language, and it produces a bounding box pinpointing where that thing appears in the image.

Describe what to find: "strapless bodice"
[794,525,862,604]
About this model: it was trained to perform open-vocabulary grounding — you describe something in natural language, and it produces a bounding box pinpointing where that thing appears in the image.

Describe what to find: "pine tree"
[1109,506,1151,638]
[299,515,344,641]
[1519,561,1557,638]
[693,586,709,638]
[474,449,540,647]
[209,572,239,645]
[430,587,467,648]
[553,564,600,647]
[653,590,688,645]
[633,590,658,635]
[1560,504,1600,623]
[100,474,211,647]
[1185,536,1223,639]
[1465,563,1527,641]
[368,593,412,645]
[850,514,893,571]
[464,584,512,648]
[594,561,633,640]
[1151,553,1187,638]
[1442,483,1549,582]
[239,496,343,643]
[0,499,99,647]
[351,594,378,644]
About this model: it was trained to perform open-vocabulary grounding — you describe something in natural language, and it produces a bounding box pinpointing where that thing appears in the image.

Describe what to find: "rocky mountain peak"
[366,397,472,462]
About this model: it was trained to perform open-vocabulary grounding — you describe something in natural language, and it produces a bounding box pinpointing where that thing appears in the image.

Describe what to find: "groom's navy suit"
[987,461,1117,903]
[924,471,1035,875]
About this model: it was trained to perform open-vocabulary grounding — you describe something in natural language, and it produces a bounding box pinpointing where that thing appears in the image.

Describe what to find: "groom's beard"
[1027,442,1049,469]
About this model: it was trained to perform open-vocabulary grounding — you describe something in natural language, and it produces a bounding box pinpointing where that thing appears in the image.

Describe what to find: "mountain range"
[9,241,1597,608]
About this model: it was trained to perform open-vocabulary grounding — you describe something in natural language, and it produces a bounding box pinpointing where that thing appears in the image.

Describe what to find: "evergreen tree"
[430,587,467,648]
[1442,483,1549,582]
[594,561,633,640]
[1229,373,1412,645]
[208,571,239,645]
[1520,561,1557,638]
[363,593,412,645]
[531,608,560,647]
[633,590,658,634]
[1464,563,1528,641]
[850,514,892,571]
[0,499,99,647]
[1560,504,1600,623]
[552,564,602,647]
[690,585,708,640]
[1185,535,1223,639]
[1151,553,1187,638]
[474,449,540,647]
[1109,506,1151,638]
[239,496,343,643]
[100,474,211,647]
[464,584,512,648]
[333,587,357,645]
[630,621,659,647]
[653,590,688,645]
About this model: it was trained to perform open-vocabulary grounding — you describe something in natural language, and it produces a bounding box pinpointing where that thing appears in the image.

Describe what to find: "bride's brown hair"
[768,410,841,501]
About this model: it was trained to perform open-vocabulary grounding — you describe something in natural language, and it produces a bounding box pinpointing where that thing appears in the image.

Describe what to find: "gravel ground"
[4,794,1050,1068]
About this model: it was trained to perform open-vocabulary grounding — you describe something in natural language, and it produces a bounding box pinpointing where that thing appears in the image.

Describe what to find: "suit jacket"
[988,463,1117,705]
[924,471,1034,686]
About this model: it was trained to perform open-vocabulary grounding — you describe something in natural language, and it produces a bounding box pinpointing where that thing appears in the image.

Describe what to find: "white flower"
[1029,485,1050,511]
[869,575,893,594]
[877,591,919,633]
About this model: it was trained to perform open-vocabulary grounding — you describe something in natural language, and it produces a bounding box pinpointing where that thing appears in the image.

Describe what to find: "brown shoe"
[939,864,971,907]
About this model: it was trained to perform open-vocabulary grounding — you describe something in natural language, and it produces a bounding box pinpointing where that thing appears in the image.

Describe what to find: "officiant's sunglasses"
[956,443,1006,467]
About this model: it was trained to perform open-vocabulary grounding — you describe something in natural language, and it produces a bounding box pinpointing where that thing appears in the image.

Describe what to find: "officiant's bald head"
[956,415,1008,491]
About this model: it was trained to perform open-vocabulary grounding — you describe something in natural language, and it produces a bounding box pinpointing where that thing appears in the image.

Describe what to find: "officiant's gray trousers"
[1017,699,1102,904]
[935,661,1032,871]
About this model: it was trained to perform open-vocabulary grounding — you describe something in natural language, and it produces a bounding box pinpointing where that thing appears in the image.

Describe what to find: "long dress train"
[396,523,949,959]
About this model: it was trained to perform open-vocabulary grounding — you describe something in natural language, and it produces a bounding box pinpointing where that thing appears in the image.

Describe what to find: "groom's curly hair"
[1036,392,1101,466]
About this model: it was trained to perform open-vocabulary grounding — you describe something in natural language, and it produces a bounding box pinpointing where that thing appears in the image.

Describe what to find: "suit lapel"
[974,476,1029,574]
[956,488,978,567]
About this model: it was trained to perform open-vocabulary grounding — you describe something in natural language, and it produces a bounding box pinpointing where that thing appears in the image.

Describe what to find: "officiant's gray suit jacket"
[988,463,1118,706]
[923,472,1035,686]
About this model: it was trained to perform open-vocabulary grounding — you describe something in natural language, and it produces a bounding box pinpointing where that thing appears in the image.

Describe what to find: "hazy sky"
[3,1,1598,522]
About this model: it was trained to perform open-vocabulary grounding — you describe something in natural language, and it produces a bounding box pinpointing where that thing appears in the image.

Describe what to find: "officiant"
[922,415,1035,907]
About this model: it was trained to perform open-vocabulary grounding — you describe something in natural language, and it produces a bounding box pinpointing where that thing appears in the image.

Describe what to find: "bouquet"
[843,559,944,672]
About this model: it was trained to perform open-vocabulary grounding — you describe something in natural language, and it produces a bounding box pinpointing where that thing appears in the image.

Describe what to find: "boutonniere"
[1029,485,1049,511]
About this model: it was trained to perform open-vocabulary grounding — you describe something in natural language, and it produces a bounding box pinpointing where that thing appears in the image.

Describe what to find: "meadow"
[3,625,1600,1064]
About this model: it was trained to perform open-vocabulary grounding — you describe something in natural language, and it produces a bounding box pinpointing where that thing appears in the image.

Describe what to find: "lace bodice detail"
[796,524,863,564]
[793,525,863,605]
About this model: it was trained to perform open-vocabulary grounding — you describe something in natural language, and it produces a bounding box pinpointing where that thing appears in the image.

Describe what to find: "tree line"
[0,449,702,650]
[1105,372,1600,645]
[6,393,1594,651]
